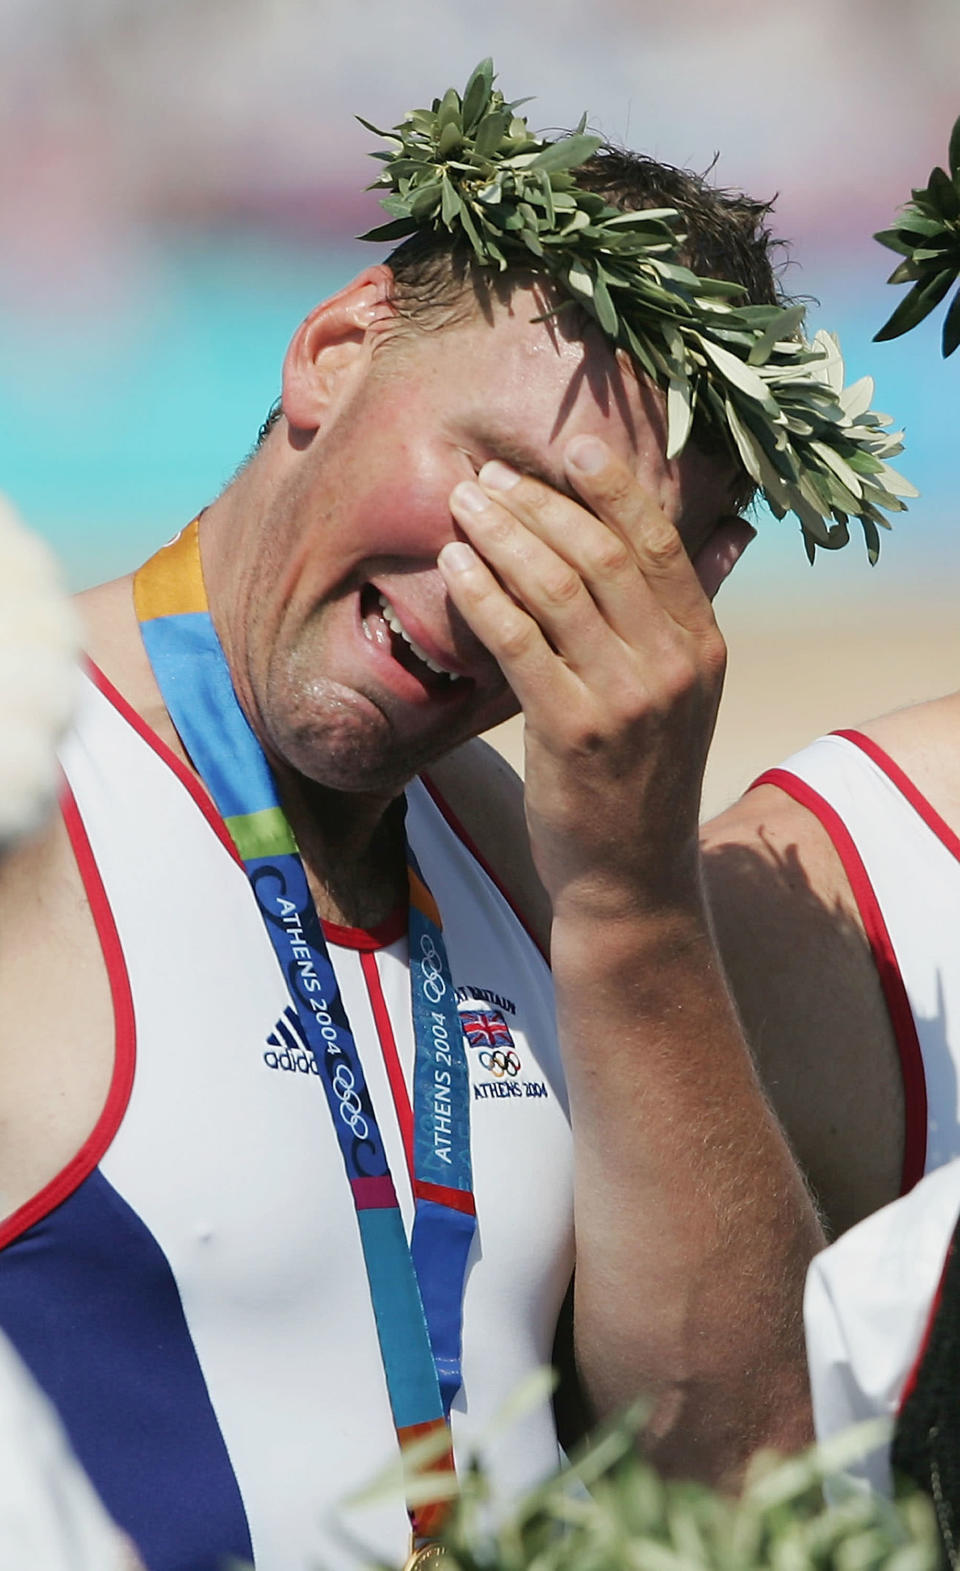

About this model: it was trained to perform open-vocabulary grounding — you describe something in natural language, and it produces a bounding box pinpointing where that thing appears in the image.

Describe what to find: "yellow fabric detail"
[133,518,207,621]
[408,868,443,929]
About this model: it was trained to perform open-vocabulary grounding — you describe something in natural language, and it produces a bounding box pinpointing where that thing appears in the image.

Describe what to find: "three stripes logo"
[264,1006,319,1075]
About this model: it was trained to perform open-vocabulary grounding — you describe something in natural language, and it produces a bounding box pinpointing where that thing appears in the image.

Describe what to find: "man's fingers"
[449,478,633,678]
[437,539,577,715]
[469,449,696,653]
[561,436,714,634]
[693,517,756,601]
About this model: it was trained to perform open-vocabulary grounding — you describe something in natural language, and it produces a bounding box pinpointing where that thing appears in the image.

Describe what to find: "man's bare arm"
[438,439,823,1488]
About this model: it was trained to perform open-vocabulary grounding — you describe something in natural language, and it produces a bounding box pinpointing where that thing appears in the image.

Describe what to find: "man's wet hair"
[258,145,788,508]
[387,147,782,325]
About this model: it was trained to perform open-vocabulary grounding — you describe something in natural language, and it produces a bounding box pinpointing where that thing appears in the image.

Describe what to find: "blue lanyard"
[134,520,476,1540]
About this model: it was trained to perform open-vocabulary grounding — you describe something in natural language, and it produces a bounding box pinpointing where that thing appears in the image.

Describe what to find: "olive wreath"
[359,60,915,563]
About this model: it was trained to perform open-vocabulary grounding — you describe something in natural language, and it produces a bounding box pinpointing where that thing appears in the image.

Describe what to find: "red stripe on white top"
[420,773,548,964]
[85,658,242,867]
[834,729,960,866]
[752,766,928,1193]
[87,658,407,951]
[0,781,137,1251]
[360,950,414,1182]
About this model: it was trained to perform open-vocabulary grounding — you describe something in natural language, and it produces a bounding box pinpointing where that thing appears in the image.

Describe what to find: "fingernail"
[439,541,477,574]
[566,436,608,475]
[479,459,519,491]
[450,480,489,514]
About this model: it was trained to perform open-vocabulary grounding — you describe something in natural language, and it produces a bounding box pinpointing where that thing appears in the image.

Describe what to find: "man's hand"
[440,435,750,920]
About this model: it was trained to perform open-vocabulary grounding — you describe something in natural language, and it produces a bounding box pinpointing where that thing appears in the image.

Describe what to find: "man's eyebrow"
[472,430,575,496]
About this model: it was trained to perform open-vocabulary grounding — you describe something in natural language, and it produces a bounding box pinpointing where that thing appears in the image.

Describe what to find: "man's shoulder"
[856,690,960,828]
[423,738,551,958]
[74,573,187,753]
[704,687,960,859]
[75,575,142,672]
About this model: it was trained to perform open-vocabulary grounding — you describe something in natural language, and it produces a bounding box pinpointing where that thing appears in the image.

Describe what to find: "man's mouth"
[361,587,464,690]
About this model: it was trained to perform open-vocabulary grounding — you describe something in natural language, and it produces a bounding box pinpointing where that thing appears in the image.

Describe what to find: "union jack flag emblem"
[460,1008,514,1052]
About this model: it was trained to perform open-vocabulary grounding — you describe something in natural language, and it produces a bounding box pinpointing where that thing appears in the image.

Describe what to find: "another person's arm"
[701,784,908,1237]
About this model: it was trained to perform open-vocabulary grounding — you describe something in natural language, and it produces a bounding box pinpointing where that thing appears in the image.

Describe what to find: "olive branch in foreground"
[334,1384,939,1571]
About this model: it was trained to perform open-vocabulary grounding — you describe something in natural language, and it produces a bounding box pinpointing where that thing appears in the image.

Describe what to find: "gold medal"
[402,1542,448,1570]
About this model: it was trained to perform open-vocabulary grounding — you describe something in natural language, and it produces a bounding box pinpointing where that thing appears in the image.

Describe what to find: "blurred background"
[1,0,957,815]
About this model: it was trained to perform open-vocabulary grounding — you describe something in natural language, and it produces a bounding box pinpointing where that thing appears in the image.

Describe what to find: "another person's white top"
[804,1157,960,1491]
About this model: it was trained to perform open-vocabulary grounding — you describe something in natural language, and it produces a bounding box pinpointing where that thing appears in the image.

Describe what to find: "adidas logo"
[264,1006,320,1075]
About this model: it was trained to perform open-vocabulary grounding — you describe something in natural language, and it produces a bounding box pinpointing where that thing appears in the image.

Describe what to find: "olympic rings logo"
[332,1060,369,1140]
[479,1048,521,1079]
[418,932,447,1005]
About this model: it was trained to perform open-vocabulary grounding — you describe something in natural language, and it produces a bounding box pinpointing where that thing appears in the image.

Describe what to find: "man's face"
[231,281,729,797]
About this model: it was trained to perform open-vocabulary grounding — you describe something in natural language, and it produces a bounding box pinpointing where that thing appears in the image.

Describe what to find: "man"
[0,64,847,1571]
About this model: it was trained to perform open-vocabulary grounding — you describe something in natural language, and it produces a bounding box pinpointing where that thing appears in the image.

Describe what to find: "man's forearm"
[553,892,824,1488]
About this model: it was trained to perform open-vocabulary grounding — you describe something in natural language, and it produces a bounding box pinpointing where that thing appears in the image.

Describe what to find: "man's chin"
[265,712,487,798]
[258,665,517,796]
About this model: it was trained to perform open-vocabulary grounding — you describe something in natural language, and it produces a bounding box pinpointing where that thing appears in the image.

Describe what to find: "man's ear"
[280,265,396,434]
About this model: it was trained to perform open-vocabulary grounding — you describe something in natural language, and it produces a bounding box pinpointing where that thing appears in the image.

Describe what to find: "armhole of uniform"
[752,767,928,1193]
[0,781,137,1251]
[835,729,960,866]
[418,772,549,965]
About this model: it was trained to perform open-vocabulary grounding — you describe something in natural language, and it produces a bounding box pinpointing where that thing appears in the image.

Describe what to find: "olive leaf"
[943,283,960,358]
[875,268,957,341]
[356,1408,941,1571]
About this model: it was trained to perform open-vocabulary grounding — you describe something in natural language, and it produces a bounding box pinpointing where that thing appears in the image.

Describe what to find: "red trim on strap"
[85,657,241,867]
[752,767,928,1193]
[361,950,414,1180]
[419,773,548,963]
[899,1235,955,1411]
[414,1180,476,1217]
[86,658,406,952]
[0,784,137,1252]
[834,729,960,866]
[323,907,407,952]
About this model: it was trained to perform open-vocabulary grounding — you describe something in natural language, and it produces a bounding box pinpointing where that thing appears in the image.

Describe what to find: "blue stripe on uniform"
[0,1169,253,1571]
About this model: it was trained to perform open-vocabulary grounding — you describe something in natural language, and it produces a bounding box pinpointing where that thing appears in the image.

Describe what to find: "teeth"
[377,595,460,680]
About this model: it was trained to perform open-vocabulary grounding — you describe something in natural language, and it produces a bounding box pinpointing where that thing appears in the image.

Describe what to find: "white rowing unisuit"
[0,664,574,1571]
[753,731,960,1484]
